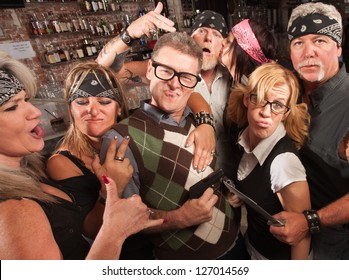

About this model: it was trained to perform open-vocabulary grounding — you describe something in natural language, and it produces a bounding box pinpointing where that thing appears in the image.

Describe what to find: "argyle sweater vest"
[116,109,238,259]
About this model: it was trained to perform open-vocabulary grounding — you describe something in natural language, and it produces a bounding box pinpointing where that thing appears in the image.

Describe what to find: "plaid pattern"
[116,109,238,259]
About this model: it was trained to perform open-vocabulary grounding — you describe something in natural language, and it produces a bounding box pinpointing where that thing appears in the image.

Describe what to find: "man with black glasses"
[100,32,245,260]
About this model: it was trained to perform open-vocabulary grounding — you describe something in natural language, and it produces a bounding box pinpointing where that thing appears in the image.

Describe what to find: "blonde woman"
[226,63,311,259]
[0,51,162,259]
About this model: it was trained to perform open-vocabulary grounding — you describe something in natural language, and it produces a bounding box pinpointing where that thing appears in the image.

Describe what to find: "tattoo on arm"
[123,69,142,84]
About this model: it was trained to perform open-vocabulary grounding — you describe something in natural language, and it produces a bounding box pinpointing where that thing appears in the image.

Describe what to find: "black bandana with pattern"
[0,69,25,106]
[68,72,122,105]
[288,13,342,45]
[190,10,228,37]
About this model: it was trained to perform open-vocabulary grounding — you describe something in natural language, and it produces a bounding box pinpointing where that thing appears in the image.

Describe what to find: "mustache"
[298,60,322,68]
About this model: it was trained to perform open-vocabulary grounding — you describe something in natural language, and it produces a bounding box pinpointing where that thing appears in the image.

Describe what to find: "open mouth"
[202,47,211,54]
[31,125,44,138]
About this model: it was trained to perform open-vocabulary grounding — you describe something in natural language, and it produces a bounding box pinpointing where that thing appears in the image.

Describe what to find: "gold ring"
[114,156,125,161]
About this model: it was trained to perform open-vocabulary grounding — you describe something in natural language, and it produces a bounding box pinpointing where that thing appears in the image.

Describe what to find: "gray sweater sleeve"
[100,129,140,198]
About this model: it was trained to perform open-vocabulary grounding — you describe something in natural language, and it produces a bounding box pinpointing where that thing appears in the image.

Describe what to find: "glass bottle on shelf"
[76,42,85,59]
[52,44,62,63]
[65,15,74,33]
[58,14,69,33]
[45,44,57,64]
[42,13,55,34]
[72,18,80,32]
[89,17,97,35]
[34,13,47,35]
[57,45,67,62]
[69,43,79,60]
[102,0,109,11]
[62,43,71,61]
[101,18,110,36]
[80,13,89,30]
[83,38,94,57]
[85,0,92,12]
[97,18,105,36]
[89,38,98,55]
[52,15,62,33]
[97,0,104,11]
[91,0,99,12]
[29,15,39,35]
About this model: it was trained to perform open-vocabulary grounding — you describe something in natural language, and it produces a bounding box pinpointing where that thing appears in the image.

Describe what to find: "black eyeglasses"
[151,59,201,88]
[249,94,290,115]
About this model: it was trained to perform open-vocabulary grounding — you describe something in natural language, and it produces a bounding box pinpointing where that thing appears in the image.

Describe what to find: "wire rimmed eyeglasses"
[151,59,201,89]
[249,93,290,115]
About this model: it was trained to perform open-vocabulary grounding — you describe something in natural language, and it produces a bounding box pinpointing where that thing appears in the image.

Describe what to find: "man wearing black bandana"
[270,2,349,260]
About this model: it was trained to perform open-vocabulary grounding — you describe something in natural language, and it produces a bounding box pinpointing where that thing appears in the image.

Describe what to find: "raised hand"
[126,2,176,40]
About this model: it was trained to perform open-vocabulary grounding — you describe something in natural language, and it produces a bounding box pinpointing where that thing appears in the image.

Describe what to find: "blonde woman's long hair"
[0,153,56,202]
[56,61,129,158]
[0,51,55,202]
[226,63,310,150]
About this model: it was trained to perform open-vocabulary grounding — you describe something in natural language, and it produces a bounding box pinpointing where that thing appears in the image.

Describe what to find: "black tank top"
[53,151,101,218]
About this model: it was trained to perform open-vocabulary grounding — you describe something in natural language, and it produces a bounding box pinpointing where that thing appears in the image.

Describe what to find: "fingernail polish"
[102,175,110,185]
[163,219,168,224]
[114,135,117,140]
[125,135,130,140]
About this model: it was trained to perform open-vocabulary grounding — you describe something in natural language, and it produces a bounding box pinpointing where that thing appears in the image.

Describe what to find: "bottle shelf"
[40,54,98,68]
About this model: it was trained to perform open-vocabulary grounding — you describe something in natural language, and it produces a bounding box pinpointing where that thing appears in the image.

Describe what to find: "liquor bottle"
[91,0,99,12]
[61,43,71,61]
[52,44,61,63]
[42,13,55,34]
[85,0,92,12]
[52,16,62,33]
[29,15,39,35]
[97,0,104,11]
[44,44,56,64]
[103,0,109,11]
[83,38,93,57]
[33,14,47,35]
[76,42,85,59]
[58,14,69,32]
[89,38,98,55]
[89,17,97,35]
[57,45,67,62]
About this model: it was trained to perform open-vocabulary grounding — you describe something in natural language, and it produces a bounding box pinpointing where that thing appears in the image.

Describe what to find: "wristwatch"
[303,209,321,234]
[120,28,136,47]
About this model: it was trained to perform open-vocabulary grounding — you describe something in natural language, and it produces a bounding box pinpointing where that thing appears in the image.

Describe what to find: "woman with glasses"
[225,63,312,260]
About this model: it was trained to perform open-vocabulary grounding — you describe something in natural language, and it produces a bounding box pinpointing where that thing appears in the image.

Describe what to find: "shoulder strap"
[56,151,92,175]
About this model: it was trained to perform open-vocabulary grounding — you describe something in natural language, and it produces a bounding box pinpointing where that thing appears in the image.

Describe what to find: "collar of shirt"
[309,63,347,109]
[140,100,192,127]
[197,64,226,87]
[238,122,287,166]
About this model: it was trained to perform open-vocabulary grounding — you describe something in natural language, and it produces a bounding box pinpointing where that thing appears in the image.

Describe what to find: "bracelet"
[120,27,137,47]
[303,209,321,234]
[194,111,215,130]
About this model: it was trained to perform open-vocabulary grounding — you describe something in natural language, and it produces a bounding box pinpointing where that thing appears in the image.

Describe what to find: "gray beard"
[202,57,218,71]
